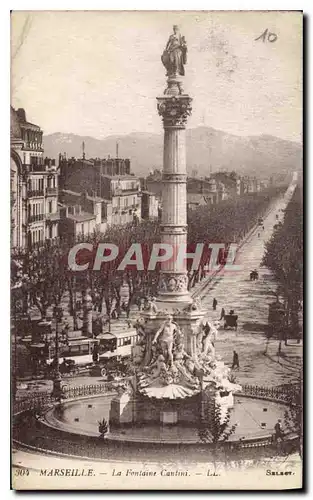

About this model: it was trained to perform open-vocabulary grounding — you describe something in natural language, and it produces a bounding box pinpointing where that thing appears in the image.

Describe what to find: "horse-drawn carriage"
[250,269,259,281]
[223,312,238,330]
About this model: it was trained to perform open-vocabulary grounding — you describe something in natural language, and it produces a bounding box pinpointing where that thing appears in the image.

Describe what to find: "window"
[48,201,52,213]
[69,345,80,354]
[123,337,131,346]
[80,344,89,354]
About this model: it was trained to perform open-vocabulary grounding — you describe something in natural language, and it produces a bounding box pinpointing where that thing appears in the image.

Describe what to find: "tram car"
[26,336,98,377]
[90,329,139,378]
[268,300,285,337]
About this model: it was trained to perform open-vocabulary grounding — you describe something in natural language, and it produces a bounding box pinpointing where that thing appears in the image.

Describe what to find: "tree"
[283,376,303,459]
[98,418,108,438]
[198,401,237,445]
[11,239,69,321]
[198,392,237,473]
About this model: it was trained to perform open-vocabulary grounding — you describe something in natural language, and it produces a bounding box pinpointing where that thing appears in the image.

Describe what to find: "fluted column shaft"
[156,95,192,303]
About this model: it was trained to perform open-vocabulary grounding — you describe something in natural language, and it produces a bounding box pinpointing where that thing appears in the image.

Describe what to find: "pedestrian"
[258,232,260,238]
[220,307,225,321]
[213,298,217,311]
[232,350,239,369]
[274,419,284,441]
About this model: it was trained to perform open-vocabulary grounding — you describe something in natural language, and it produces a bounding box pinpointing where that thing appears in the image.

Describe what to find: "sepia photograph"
[10,9,303,490]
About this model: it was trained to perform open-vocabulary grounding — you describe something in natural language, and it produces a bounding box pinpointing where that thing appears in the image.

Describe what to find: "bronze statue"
[162,25,187,77]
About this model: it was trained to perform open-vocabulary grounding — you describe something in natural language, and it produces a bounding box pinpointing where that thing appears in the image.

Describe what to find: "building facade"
[58,190,112,240]
[11,107,59,248]
[59,155,142,228]
[141,190,159,219]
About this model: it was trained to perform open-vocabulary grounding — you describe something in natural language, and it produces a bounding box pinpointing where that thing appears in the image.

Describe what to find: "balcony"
[27,189,45,198]
[46,187,58,196]
[26,164,46,173]
[28,214,44,223]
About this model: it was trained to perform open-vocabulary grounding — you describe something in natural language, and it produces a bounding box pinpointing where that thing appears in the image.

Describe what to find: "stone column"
[156,93,192,305]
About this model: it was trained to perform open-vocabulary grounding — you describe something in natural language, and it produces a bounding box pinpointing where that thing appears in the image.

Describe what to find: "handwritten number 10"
[255,29,278,43]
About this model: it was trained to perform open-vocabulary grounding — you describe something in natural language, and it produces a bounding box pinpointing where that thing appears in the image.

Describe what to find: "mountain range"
[43,126,302,179]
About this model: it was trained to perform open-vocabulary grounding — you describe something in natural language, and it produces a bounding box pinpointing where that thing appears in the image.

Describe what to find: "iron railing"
[236,383,299,405]
[27,190,45,198]
[28,214,44,223]
[13,382,117,414]
[13,381,297,417]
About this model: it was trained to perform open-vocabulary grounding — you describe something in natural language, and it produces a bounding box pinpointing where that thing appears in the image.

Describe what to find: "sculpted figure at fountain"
[144,296,158,314]
[152,314,178,366]
[173,342,199,389]
[197,319,218,359]
[139,354,168,387]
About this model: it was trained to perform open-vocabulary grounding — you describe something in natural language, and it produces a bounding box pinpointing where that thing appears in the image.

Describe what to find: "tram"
[27,336,99,376]
[22,322,139,378]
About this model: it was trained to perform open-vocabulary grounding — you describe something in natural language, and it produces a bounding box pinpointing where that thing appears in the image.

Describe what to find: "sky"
[11,10,302,143]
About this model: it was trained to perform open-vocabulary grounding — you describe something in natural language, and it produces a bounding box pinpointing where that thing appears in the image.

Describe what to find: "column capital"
[157,95,192,129]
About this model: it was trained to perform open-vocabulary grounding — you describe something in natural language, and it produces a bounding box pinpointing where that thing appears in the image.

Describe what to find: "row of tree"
[262,185,303,342]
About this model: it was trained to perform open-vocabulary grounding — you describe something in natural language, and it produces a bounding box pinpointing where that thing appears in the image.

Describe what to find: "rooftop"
[66,212,96,222]
[11,106,42,139]
[141,190,157,196]
[61,189,110,203]
[187,193,208,204]
[102,174,137,180]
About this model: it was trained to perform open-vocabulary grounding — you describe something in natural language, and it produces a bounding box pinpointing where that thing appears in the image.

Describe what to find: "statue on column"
[161,25,187,77]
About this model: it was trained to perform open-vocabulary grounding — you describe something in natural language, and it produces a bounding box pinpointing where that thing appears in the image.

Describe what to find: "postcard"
[11,10,303,490]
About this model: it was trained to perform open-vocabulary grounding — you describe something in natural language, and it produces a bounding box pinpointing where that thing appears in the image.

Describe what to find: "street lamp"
[52,304,63,400]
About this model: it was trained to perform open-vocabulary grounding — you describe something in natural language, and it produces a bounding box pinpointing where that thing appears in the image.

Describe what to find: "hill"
[43,127,302,179]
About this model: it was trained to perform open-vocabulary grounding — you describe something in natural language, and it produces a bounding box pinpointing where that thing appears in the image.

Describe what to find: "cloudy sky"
[11,11,302,142]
